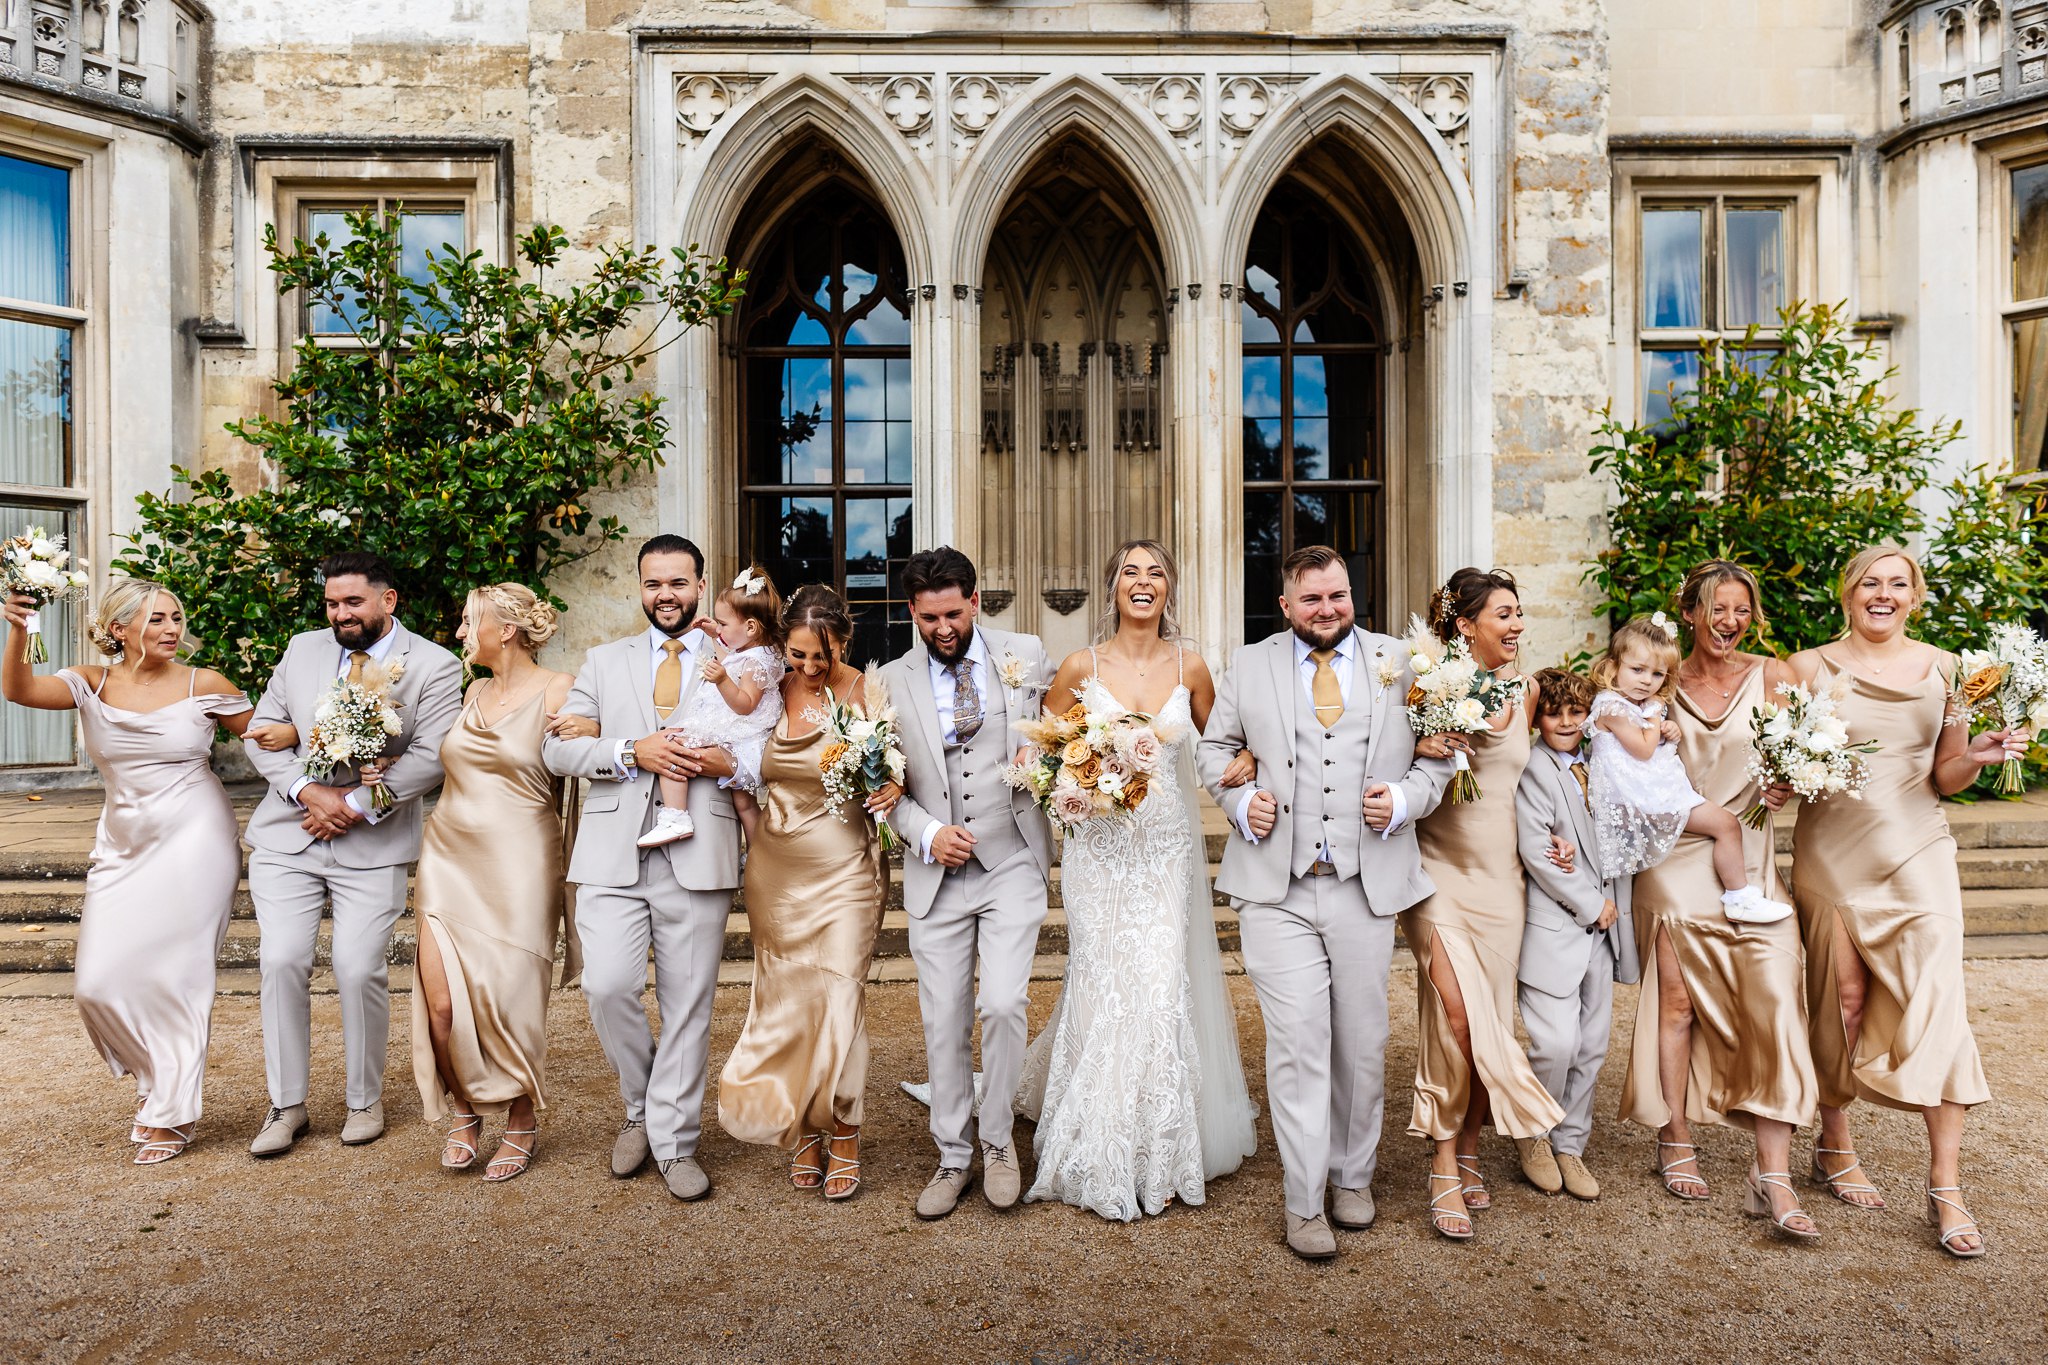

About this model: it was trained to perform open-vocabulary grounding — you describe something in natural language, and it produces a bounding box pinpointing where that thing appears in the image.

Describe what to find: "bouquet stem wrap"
[20,608,44,665]
[1448,748,1480,805]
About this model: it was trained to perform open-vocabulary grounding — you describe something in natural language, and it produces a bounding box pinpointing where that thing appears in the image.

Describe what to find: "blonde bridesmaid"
[1401,568,1564,1239]
[717,585,898,1200]
[1617,559,1820,1241]
[2,581,255,1164]
[1787,546,2012,1258]
[404,585,575,1180]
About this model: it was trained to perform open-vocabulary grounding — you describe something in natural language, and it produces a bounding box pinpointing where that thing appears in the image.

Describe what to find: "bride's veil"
[1175,739,1260,1176]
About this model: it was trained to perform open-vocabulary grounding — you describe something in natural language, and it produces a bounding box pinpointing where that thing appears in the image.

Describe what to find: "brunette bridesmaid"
[1401,568,1563,1239]
[716,585,898,1200]
[1786,546,2013,1258]
[1617,559,1820,1242]
[2,581,255,1164]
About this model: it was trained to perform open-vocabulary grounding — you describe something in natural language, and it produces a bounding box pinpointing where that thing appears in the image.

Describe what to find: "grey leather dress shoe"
[1556,1152,1602,1201]
[248,1104,309,1158]
[1285,1212,1339,1260]
[981,1142,1021,1209]
[340,1101,385,1146]
[915,1166,975,1220]
[659,1156,711,1201]
[1517,1136,1564,1194]
[611,1119,650,1178]
[1330,1185,1376,1229]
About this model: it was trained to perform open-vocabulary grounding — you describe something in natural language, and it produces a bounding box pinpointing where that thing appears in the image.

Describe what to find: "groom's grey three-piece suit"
[1199,628,1452,1220]
[885,626,1055,1169]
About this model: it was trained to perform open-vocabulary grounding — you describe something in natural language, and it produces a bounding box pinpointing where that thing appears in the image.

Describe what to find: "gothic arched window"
[739,185,912,666]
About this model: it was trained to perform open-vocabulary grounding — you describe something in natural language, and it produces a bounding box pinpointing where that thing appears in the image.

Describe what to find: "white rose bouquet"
[1400,616,1519,803]
[2,526,91,664]
[1946,622,2048,796]
[1741,678,1879,828]
[817,663,907,852]
[1006,687,1182,835]
[303,659,407,814]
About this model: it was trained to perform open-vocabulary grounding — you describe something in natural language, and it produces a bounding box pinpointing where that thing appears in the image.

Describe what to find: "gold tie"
[1571,760,1591,810]
[653,639,686,719]
[347,650,370,684]
[1309,648,1344,726]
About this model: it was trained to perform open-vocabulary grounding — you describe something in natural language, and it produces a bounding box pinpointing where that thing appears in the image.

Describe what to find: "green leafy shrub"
[120,210,743,688]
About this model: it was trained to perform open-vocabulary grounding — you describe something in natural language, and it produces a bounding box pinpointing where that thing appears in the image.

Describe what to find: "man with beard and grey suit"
[1198,544,1452,1260]
[1513,667,1639,1202]
[541,534,738,1202]
[244,552,463,1156]
[884,546,1054,1220]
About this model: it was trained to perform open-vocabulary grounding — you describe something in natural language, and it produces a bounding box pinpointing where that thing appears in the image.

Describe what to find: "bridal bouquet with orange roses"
[1006,687,1182,835]
[1946,622,2048,795]
[817,663,907,851]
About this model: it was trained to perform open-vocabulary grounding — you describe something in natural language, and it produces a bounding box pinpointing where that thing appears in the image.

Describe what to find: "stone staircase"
[3,785,2044,997]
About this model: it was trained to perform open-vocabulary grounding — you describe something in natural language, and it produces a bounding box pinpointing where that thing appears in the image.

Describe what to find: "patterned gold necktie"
[1309,648,1344,726]
[1571,760,1591,810]
[653,639,686,719]
[949,659,984,744]
[347,650,370,684]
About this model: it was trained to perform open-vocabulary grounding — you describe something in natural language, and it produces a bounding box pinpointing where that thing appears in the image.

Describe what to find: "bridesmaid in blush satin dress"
[717,586,896,1201]
[1400,569,1563,1238]
[3,582,254,1165]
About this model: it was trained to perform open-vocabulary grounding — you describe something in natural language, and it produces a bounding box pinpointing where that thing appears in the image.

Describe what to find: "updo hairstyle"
[1429,567,1520,646]
[464,582,560,661]
[89,578,193,661]
[780,583,854,663]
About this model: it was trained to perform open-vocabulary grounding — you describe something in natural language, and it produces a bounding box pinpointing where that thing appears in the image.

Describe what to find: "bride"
[1015,539,1259,1220]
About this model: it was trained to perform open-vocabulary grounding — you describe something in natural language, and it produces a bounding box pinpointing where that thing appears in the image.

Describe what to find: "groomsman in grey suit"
[243,552,463,1155]
[1513,667,1640,1202]
[542,534,738,1202]
[1199,545,1451,1260]
[884,547,1054,1220]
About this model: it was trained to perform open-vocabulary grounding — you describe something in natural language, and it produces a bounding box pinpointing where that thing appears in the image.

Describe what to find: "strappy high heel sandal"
[134,1124,193,1166]
[1810,1146,1886,1209]
[790,1133,826,1190]
[824,1132,861,1202]
[1428,1172,1473,1241]
[484,1129,536,1183]
[1926,1187,1987,1258]
[1655,1140,1710,1201]
[1454,1154,1490,1211]
[441,1112,482,1171]
[131,1098,149,1144]
[1744,1168,1819,1242]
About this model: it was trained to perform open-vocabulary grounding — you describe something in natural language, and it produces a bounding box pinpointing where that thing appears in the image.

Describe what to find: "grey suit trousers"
[1238,874,1395,1220]
[249,844,410,1111]
[1519,939,1617,1158]
[906,846,1048,1168]
[576,845,731,1161]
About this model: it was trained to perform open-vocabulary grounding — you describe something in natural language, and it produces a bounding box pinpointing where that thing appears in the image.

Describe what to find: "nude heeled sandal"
[824,1133,861,1202]
[484,1130,537,1183]
[1744,1169,1819,1242]
[790,1133,826,1190]
[134,1124,193,1166]
[1655,1140,1711,1201]
[1810,1146,1886,1209]
[441,1112,482,1171]
[1428,1172,1473,1241]
[1926,1187,1987,1258]
[1454,1154,1490,1211]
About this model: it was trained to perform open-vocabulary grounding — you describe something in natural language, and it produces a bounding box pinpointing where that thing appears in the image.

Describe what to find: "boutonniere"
[996,653,1033,692]
[1374,651,1402,689]
[384,659,406,684]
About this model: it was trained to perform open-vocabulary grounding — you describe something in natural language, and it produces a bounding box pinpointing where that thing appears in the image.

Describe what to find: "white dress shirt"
[1231,629,1410,849]
[289,619,403,821]
[918,630,991,862]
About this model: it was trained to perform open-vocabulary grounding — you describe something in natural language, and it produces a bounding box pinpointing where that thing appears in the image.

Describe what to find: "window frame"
[1999,148,2048,475]
[1634,193,1799,423]
[294,195,473,348]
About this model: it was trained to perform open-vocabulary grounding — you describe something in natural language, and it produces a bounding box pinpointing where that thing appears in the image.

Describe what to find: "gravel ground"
[5,962,2045,1364]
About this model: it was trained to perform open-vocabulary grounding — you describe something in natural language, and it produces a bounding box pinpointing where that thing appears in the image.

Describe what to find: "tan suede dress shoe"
[1517,1136,1564,1194]
[981,1143,1022,1209]
[611,1119,650,1178]
[340,1102,385,1146]
[915,1166,975,1220]
[1556,1152,1601,1201]
[659,1156,711,1201]
[1330,1186,1376,1230]
[248,1104,308,1158]
[1286,1212,1338,1260]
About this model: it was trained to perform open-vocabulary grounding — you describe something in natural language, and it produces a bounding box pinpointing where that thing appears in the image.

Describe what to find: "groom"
[885,547,1054,1219]
[1199,544,1451,1260]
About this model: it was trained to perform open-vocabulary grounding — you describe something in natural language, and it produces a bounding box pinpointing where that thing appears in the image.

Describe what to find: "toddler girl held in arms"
[1586,614,1793,925]
[638,566,786,849]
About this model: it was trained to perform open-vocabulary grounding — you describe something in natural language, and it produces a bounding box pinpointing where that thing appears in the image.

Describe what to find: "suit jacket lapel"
[1359,628,1390,765]
[626,634,660,736]
[1270,634,1297,747]
[901,648,945,769]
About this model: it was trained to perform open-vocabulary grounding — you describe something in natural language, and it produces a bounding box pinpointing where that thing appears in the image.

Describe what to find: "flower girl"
[637,566,785,848]
[1587,614,1793,924]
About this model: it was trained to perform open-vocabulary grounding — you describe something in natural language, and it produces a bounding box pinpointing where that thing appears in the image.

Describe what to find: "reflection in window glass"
[303,205,467,336]
[0,321,70,487]
[0,153,69,307]
[1641,349,1702,430]
[2014,164,2048,302]
[1642,208,1704,329]
[1724,208,1787,330]
[2017,317,2048,473]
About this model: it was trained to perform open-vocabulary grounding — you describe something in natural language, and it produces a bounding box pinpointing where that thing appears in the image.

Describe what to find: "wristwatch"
[616,739,638,777]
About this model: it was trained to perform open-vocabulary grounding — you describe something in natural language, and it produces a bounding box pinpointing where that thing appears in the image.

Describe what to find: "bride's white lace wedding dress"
[1015,663,1258,1221]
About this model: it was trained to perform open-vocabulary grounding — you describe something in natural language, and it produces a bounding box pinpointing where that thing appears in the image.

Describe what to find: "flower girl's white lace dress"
[1014,661,1258,1221]
[1586,688,1703,880]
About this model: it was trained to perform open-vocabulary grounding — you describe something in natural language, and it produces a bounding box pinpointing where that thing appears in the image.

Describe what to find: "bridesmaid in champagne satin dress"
[1400,570,1562,1236]
[3,582,254,1165]
[1787,547,2012,1258]
[717,587,895,1201]
[1618,561,1817,1239]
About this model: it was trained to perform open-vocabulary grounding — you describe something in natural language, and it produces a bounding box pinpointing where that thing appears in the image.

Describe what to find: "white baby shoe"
[1722,884,1793,925]
[636,806,696,848]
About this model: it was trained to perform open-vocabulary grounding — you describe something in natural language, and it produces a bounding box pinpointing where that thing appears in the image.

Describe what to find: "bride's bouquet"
[1946,622,2048,795]
[2,525,90,664]
[817,663,907,851]
[1400,617,1518,804]
[1741,679,1877,828]
[303,659,406,814]
[1007,689,1182,835]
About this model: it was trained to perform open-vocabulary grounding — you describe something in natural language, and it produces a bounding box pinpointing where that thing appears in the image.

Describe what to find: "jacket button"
[1282,804,1290,814]
[1324,787,1334,794]
[1325,732,1334,740]
[1286,760,1294,768]
[1325,759,1333,766]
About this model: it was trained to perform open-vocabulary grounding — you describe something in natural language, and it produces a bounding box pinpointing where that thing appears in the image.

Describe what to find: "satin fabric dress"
[717,717,887,1148]
[1619,666,1817,1131]
[60,669,250,1129]
[410,691,569,1121]
[1792,656,1990,1112]
[1401,694,1566,1140]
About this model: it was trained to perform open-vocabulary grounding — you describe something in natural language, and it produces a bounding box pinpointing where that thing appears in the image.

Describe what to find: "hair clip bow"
[1650,610,1675,639]
[733,570,767,597]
